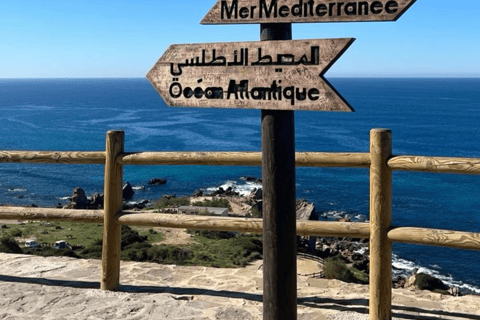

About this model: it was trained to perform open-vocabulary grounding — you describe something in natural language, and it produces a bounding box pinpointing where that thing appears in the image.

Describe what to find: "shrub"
[121,225,147,249]
[154,197,190,209]
[81,244,103,259]
[0,237,23,253]
[323,256,357,283]
[121,243,152,261]
[415,273,449,291]
[192,198,230,209]
[147,246,193,264]
[9,229,23,238]
[188,230,236,240]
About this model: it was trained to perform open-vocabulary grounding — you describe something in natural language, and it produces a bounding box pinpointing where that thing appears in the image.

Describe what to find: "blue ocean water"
[1,78,479,292]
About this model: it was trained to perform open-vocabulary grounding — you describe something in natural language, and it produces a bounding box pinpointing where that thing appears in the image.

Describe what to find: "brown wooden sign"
[147,38,355,111]
[201,0,415,24]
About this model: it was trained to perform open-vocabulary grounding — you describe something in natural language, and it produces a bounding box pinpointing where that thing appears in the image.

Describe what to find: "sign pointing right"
[201,0,416,24]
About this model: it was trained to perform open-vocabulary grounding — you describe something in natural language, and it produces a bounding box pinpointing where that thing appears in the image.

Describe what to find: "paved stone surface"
[0,253,479,319]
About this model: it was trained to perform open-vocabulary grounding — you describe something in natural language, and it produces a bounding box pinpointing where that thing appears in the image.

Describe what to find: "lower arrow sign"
[147,38,355,111]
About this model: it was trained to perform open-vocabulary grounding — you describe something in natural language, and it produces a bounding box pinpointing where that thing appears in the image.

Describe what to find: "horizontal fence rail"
[0,207,104,223]
[0,151,106,164]
[2,129,480,320]
[3,151,480,175]
[1,207,479,251]
[388,227,480,251]
[388,155,480,175]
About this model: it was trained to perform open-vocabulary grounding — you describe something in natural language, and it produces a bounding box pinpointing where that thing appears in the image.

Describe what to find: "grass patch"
[154,197,190,209]
[191,198,230,209]
[324,256,368,284]
[2,220,262,269]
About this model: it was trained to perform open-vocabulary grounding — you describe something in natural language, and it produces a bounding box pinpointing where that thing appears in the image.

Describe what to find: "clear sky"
[1,0,479,78]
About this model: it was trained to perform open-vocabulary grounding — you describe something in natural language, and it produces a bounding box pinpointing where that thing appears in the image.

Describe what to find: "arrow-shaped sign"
[201,0,415,24]
[147,38,355,112]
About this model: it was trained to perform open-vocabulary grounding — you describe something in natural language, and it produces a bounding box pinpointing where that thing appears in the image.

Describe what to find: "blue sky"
[1,0,479,78]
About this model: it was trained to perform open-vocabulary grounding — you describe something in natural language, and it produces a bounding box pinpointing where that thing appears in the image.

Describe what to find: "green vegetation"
[119,229,262,268]
[191,198,230,209]
[185,231,262,267]
[415,273,449,293]
[154,196,190,209]
[1,222,262,268]
[247,206,262,218]
[0,236,23,253]
[323,256,368,284]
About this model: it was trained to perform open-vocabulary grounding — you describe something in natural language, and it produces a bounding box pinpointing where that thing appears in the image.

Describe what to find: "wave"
[205,179,262,197]
[392,254,480,295]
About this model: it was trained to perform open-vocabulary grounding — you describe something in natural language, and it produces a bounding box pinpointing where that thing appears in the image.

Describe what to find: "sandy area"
[0,253,479,320]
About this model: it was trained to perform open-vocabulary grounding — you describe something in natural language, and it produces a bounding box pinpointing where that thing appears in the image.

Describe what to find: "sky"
[1,0,479,78]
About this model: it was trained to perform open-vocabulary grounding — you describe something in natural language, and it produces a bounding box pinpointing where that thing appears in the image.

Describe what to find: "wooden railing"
[1,129,480,320]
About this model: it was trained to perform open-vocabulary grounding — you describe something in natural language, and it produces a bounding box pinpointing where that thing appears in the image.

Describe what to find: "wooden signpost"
[147,38,355,111]
[202,0,416,24]
[147,1,415,319]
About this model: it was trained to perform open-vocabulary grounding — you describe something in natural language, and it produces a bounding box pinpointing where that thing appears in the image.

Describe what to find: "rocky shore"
[3,176,474,296]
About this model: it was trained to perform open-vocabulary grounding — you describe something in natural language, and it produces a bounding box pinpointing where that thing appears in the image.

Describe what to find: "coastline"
[2,178,480,296]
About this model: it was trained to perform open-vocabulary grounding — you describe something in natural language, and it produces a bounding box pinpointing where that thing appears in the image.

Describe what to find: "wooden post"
[261,23,297,320]
[369,129,393,320]
[101,130,124,291]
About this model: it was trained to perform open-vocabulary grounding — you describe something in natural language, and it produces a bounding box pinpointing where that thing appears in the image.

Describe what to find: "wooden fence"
[1,129,480,320]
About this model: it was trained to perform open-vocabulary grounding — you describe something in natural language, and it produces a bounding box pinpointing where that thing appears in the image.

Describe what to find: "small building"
[178,206,229,216]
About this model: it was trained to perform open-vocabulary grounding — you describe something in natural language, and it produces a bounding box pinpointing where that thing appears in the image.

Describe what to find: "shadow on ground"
[1,274,478,320]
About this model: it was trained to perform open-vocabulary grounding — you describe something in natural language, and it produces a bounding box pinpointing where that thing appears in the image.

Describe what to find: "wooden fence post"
[260,23,297,320]
[101,130,124,291]
[369,129,393,320]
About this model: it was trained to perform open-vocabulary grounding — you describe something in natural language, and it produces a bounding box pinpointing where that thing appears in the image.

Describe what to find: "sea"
[1,78,479,294]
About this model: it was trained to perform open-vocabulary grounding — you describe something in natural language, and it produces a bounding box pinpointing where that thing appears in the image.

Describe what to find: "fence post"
[101,130,124,291]
[369,129,393,320]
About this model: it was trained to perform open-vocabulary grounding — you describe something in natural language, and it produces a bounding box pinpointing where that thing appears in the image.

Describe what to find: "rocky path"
[0,253,479,320]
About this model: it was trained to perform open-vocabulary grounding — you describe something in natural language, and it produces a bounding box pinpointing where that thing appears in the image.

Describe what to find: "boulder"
[249,188,262,200]
[122,182,135,200]
[162,193,176,200]
[296,199,316,221]
[71,187,88,209]
[89,193,104,208]
[192,189,203,197]
[405,272,449,292]
[148,178,167,185]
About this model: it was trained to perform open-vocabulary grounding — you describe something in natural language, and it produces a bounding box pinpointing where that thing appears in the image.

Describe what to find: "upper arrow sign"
[201,0,415,24]
[147,38,355,112]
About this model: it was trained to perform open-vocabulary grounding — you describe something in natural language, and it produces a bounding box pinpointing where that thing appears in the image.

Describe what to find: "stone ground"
[1,253,479,320]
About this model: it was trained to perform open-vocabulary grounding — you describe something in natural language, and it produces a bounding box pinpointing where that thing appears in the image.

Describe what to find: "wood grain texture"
[260,23,297,320]
[388,156,480,175]
[388,227,480,251]
[0,151,105,164]
[295,152,370,167]
[0,207,104,223]
[116,212,370,237]
[201,0,416,24]
[147,38,354,111]
[101,131,124,291]
[118,151,370,167]
[369,129,392,320]
[118,151,262,166]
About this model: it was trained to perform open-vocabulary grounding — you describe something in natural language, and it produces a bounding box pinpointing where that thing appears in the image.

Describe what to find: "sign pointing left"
[147,38,355,111]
